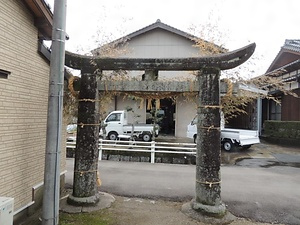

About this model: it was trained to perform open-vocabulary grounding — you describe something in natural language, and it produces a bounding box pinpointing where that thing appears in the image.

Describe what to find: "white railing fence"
[66,139,196,163]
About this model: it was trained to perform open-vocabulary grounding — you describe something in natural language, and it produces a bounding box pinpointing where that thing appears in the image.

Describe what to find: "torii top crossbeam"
[65,43,255,71]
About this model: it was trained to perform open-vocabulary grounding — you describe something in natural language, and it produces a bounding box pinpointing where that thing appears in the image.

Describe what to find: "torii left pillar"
[67,69,102,205]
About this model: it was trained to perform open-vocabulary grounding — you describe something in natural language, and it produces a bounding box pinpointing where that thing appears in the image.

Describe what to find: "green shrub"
[264,120,300,139]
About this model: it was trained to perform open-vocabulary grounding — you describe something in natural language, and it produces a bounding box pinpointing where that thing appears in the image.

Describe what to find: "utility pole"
[42,1,67,224]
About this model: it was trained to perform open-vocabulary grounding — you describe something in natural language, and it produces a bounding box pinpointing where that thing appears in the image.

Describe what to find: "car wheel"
[108,131,118,140]
[222,140,235,151]
[142,132,152,142]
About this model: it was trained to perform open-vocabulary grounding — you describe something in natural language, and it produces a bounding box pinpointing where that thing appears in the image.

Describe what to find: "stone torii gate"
[64,43,255,222]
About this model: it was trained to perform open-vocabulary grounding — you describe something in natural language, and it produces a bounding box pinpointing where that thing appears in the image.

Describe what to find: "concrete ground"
[156,135,300,166]
[21,139,300,225]
[62,139,300,225]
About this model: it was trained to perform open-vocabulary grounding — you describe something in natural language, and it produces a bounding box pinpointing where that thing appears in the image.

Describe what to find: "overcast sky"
[47,0,299,76]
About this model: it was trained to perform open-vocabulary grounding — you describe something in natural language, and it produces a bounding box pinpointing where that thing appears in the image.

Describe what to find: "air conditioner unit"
[0,197,14,225]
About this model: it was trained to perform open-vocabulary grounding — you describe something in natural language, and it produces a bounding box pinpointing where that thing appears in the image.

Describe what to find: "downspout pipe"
[42,1,67,225]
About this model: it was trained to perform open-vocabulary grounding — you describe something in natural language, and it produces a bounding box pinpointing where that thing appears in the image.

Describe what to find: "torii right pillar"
[182,43,256,224]
[194,67,233,222]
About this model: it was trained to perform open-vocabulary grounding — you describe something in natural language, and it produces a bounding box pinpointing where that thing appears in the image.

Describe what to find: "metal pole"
[42,1,67,224]
[151,141,155,163]
[257,98,262,135]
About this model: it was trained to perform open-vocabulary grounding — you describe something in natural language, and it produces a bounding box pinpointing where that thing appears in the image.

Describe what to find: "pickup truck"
[186,115,260,151]
[102,110,159,142]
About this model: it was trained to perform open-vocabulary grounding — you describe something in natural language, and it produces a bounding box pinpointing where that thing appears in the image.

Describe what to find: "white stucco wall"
[102,27,201,137]
[125,29,199,81]
[116,96,147,123]
[125,29,200,58]
[175,96,197,137]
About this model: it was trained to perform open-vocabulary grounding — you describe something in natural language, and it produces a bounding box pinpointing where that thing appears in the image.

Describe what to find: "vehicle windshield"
[67,124,77,133]
[106,113,121,122]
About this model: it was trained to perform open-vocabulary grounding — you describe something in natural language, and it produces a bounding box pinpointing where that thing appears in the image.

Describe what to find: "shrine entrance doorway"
[146,98,176,135]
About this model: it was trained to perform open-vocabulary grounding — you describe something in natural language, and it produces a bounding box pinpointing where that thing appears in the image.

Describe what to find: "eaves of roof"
[22,0,53,40]
[265,59,300,77]
[254,59,300,93]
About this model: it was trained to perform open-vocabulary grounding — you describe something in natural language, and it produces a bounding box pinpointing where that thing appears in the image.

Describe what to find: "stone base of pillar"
[61,192,115,213]
[182,200,236,224]
[191,199,226,217]
[67,192,100,206]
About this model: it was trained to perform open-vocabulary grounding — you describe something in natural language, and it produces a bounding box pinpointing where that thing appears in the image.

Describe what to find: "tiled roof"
[125,19,197,41]
[93,19,226,55]
[282,39,300,53]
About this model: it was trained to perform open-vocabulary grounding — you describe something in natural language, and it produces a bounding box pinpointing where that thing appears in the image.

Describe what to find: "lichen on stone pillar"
[68,69,101,206]
[192,67,225,217]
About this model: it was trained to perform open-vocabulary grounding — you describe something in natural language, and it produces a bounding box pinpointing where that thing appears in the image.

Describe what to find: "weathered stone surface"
[191,199,226,216]
[67,192,100,206]
[98,80,198,92]
[182,202,236,224]
[71,72,100,202]
[61,192,115,213]
[194,68,224,215]
[142,69,158,80]
[65,43,255,71]
[65,42,255,222]
[75,78,238,95]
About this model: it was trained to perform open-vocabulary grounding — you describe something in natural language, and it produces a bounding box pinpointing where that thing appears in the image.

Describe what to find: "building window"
[269,99,281,120]
[0,69,10,79]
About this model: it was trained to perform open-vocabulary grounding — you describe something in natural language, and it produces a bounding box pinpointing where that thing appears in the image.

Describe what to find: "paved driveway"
[65,151,300,225]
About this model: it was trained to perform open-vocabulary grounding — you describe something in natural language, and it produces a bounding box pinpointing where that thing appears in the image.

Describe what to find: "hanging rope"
[97,171,102,187]
[199,125,220,131]
[139,98,144,109]
[78,98,102,102]
[223,78,233,97]
[196,179,221,188]
[198,105,222,109]
[68,75,80,97]
[78,122,100,128]
[74,170,98,176]
[147,98,152,110]
[155,99,160,109]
